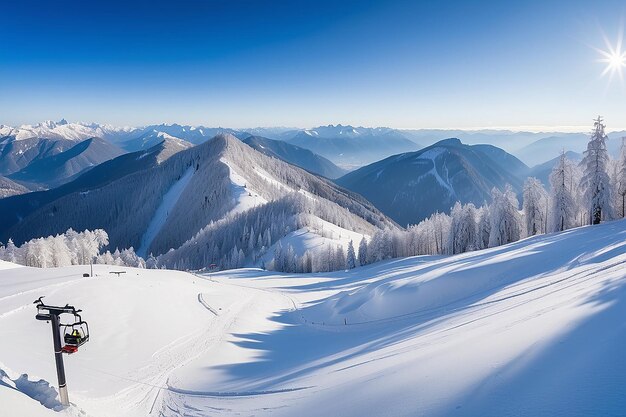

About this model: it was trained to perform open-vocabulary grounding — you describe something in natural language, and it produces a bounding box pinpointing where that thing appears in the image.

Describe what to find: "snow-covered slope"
[2,219,626,416]
[337,138,526,225]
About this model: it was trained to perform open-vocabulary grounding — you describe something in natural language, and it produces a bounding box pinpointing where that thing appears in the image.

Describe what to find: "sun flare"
[597,32,626,82]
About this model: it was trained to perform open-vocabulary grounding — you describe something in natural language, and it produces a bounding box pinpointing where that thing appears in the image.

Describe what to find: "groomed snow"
[2,220,626,416]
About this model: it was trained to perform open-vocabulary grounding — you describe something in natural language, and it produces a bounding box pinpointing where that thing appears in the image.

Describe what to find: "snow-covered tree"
[50,235,72,267]
[580,116,613,224]
[476,205,491,250]
[615,138,626,217]
[346,240,357,269]
[549,152,579,232]
[358,237,368,266]
[488,185,522,247]
[3,239,18,263]
[522,177,548,236]
[285,245,297,273]
[448,203,478,254]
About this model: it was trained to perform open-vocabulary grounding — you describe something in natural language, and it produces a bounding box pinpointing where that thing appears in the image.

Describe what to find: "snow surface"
[0,260,22,270]
[220,158,268,215]
[137,167,194,258]
[3,220,626,416]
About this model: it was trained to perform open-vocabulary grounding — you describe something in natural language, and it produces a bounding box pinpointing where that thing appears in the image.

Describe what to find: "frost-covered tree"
[346,240,357,269]
[615,138,626,217]
[580,116,613,224]
[146,253,159,269]
[50,235,72,267]
[358,237,368,266]
[285,245,297,273]
[334,245,346,271]
[3,239,18,263]
[549,152,579,232]
[522,177,548,236]
[488,185,521,247]
[448,203,478,254]
[476,205,491,250]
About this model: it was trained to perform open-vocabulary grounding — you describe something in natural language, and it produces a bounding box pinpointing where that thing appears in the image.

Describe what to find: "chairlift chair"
[60,313,89,354]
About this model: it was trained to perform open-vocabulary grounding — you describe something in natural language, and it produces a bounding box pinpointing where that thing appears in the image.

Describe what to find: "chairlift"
[60,313,89,354]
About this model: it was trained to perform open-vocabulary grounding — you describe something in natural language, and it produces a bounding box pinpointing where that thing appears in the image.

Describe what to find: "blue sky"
[1,0,625,130]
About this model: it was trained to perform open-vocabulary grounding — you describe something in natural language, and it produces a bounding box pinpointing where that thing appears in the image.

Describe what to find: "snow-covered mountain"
[113,124,247,149]
[0,138,189,235]
[336,138,527,226]
[7,137,124,190]
[282,124,420,169]
[3,216,626,417]
[0,136,77,176]
[118,129,194,152]
[0,119,137,142]
[1,134,394,265]
[243,136,347,179]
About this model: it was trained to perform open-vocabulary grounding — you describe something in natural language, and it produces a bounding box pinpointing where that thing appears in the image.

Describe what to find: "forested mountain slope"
[7,137,124,189]
[2,134,394,267]
[337,138,525,226]
[0,139,189,237]
[243,136,347,179]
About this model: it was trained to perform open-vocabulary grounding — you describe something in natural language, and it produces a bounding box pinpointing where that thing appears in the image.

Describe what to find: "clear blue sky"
[1,0,625,130]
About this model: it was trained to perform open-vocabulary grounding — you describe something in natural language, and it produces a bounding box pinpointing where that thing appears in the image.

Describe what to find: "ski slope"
[2,220,626,416]
[137,167,194,258]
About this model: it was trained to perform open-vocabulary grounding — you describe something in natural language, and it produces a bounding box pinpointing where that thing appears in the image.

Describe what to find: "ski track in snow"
[137,167,194,258]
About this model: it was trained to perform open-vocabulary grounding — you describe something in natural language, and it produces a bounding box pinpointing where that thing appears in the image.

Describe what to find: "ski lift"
[60,312,89,354]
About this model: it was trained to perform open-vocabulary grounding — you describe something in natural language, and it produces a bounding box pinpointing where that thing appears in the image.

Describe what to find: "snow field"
[2,220,626,416]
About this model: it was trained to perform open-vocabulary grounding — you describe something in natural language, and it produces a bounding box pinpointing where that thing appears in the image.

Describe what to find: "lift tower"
[34,297,90,407]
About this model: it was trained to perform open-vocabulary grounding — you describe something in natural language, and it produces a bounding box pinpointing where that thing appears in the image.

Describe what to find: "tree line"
[268,116,624,272]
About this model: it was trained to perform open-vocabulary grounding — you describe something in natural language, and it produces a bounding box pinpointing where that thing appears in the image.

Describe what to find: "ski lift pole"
[34,297,88,407]
[49,312,70,406]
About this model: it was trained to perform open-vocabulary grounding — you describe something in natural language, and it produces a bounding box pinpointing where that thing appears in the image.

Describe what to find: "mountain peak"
[434,137,463,147]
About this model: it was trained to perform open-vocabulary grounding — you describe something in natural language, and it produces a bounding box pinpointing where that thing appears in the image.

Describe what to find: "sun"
[597,31,626,82]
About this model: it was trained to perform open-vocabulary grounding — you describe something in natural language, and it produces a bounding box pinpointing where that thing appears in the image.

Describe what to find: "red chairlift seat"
[61,345,78,354]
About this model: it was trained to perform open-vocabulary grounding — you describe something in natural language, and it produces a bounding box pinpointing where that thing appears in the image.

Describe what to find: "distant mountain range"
[5,119,620,169]
[514,131,626,166]
[336,138,528,226]
[3,119,621,239]
[279,125,421,169]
